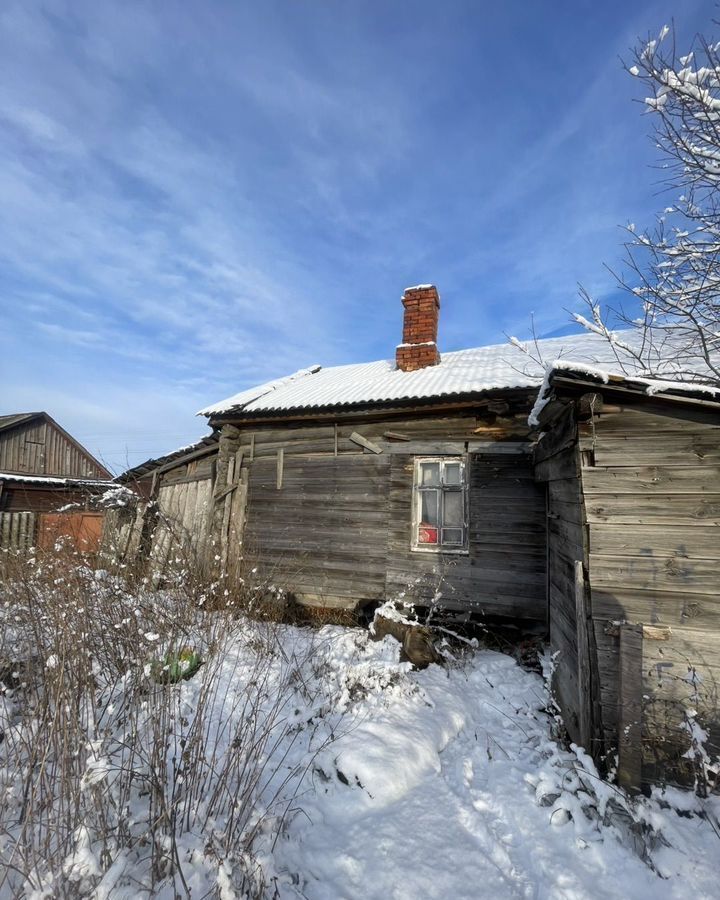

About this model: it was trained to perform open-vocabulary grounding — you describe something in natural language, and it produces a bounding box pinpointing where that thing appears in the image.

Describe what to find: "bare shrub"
[0,544,339,897]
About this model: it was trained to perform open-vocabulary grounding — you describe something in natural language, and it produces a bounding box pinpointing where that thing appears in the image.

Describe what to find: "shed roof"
[0,413,41,433]
[199,330,717,418]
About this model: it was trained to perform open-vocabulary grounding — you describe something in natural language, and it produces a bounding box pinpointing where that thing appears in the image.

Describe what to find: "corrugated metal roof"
[200,331,705,417]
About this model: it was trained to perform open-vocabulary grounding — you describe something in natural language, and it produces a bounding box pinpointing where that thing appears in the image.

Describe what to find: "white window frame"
[411,456,469,554]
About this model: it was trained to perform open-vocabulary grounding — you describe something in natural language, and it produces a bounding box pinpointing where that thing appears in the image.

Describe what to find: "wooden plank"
[534,405,577,465]
[385,440,531,455]
[383,431,411,441]
[575,561,592,751]
[349,432,383,454]
[583,466,720,495]
[617,624,644,792]
[590,587,720,631]
[592,433,720,467]
[588,523,720,560]
[585,494,720,525]
[589,553,720,596]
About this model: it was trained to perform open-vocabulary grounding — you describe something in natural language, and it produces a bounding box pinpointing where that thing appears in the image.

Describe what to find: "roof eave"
[205,386,540,427]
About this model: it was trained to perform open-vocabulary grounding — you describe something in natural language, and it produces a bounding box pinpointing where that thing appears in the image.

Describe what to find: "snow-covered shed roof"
[0,472,116,487]
[199,330,717,418]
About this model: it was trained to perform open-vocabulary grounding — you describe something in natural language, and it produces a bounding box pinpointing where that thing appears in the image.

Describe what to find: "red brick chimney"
[395,284,441,372]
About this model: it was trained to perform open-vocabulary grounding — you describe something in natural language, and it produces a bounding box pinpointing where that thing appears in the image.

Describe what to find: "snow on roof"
[528,358,720,426]
[0,472,116,486]
[199,330,717,418]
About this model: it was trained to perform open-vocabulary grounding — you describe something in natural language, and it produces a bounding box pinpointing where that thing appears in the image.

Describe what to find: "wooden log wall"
[0,512,37,550]
[0,419,107,479]
[579,400,720,777]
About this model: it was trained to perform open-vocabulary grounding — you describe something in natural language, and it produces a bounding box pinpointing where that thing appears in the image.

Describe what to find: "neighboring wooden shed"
[534,368,720,789]
[0,412,114,552]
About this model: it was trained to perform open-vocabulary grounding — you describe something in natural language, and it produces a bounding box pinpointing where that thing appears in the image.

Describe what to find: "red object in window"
[418,524,438,544]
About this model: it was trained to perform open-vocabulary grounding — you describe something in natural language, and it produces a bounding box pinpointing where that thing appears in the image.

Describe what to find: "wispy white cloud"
[1,0,711,470]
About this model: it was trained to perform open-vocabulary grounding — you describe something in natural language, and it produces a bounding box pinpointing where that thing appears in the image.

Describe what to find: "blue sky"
[0,0,711,473]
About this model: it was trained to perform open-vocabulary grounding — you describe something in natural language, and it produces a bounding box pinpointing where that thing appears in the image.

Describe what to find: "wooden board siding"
[386,452,546,618]
[243,453,391,608]
[580,401,720,765]
[234,409,545,614]
[0,417,108,479]
[0,511,36,550]
[641,625,720,782]
[534,407,593,747]
[0,484,101,513]
[150,478,214,574]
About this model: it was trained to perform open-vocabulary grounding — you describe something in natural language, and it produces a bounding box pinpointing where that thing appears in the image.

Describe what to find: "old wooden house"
[113,284,719,785]
[0,412,115,551]
[108,285,720,785]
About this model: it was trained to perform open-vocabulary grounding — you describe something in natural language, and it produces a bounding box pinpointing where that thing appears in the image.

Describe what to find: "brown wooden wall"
[385,452,545,617]
[580,400,720,778]
[117,402,547,618]
[538,395,720,783]
[0,484,100,513]
[236,408,546,616]
[534,407,591,747]
[0,418,107,479]
[0,512,37,550]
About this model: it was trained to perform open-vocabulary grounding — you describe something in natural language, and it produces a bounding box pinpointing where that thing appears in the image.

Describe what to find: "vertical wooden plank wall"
[0,512,37,550]
[0,419,107,479]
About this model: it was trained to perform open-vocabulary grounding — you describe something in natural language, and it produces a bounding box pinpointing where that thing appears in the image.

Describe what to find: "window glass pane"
[418,525,439,544]
[443,462,462,486]
[442,527,464,545]
[418,489,439,544]
[420,462,440,486]
[442,491,463,527]
[420,490,439,526]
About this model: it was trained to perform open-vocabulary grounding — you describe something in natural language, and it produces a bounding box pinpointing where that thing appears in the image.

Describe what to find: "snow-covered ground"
[1,578,718,899]
[269,629,720,900]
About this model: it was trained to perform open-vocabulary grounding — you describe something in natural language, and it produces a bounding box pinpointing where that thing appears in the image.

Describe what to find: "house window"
[412,457,468,552]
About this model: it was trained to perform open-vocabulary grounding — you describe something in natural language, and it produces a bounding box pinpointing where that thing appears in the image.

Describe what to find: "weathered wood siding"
[534,407,593,747]
[0,418,107,479]
[150,478,214,573]
[540,395,720,779]
[579,401,720,766]
[244,453,391,607]
[0,512,37,550]
[238,407,546,615]
[385,452,545,617]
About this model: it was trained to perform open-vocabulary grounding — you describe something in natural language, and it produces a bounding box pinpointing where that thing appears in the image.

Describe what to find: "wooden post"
[618,624,644,792]
[220,455,236,570]
[574,561,592,751]
[334,423,338,457]
[276,448,284,490]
